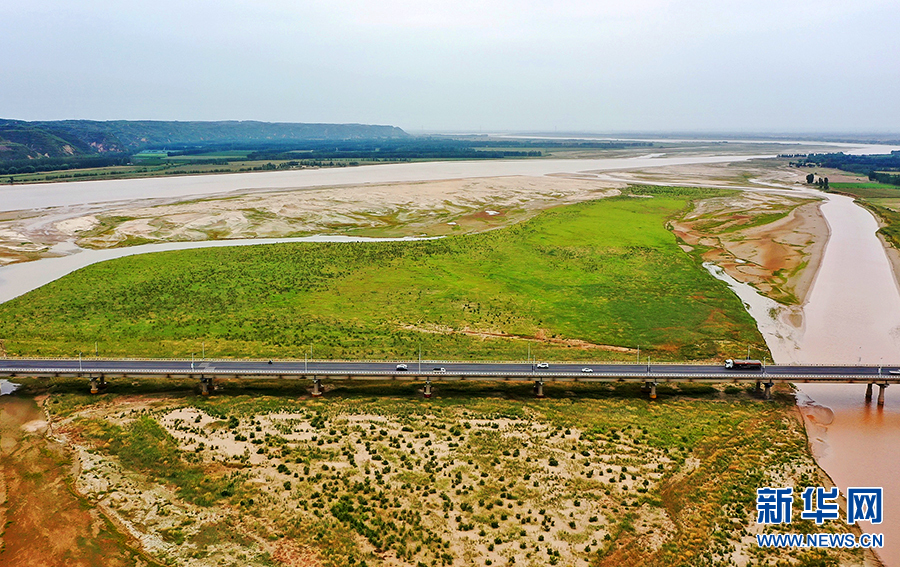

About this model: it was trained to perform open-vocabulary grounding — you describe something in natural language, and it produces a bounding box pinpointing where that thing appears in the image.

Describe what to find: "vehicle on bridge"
[724,359,762,370]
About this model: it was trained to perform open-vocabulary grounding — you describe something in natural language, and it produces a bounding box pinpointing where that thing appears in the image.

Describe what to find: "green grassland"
[0,187,766,361]
[829,181,900,200]
[25,377,861,567]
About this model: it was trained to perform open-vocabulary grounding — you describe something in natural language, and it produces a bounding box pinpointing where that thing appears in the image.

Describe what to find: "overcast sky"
[2,0,899,133]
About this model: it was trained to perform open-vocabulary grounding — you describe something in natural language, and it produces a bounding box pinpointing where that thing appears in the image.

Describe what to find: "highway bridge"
[2,358,898,404]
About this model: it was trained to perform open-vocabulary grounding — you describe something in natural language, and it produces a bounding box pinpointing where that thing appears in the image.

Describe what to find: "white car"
[581,367,593,373]
[433,367,447,374]
[536,362,549,369]
[396,364,408,371]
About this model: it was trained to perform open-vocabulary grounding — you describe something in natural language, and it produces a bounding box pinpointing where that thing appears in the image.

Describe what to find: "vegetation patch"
[32,378,869,567]
[0,189,766,361]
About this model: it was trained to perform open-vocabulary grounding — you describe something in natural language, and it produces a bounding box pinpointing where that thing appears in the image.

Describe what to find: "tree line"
[794,152,900,186]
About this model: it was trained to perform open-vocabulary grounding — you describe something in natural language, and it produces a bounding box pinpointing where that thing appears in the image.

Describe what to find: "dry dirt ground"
[593,160,829,305]
[11,382,872,567]
[0,396,160,567]
[671,192,827,305]
[0,160,834,311]
[0,176,624,264]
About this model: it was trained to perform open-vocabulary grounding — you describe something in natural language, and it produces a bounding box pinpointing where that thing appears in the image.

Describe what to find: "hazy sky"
[2,0,899,133]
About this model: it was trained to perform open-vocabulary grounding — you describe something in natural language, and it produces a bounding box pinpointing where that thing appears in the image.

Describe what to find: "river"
[0,153,774,212]
[791,191,900,566]
[710,187,900,565]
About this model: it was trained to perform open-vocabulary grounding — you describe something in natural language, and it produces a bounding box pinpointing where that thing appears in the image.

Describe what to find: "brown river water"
[790,191,900,566]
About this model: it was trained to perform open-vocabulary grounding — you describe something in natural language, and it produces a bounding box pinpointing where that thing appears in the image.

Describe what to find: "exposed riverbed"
[0,154,774,212]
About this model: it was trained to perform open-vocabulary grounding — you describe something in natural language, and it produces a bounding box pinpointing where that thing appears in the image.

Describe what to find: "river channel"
[1,153,774,212]
[792,190,900,566]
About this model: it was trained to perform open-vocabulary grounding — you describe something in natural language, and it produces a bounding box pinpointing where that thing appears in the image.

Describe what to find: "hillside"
[0,119,409,161]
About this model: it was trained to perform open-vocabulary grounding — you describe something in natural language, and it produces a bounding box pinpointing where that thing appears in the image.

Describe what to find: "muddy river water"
[709,186,900,565]
[791,191,900,566]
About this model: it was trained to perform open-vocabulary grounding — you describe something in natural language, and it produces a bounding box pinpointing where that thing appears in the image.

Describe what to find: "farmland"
[0,187,767,362]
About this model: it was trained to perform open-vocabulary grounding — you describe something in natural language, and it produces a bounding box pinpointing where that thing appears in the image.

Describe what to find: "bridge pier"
[534,380,545,398]
[89,375,107,394]
[199,376,212,396]
[311,378,323,397]
[424,379,433,399]
[878,383,887,406]
[646,381,657,400]
[755,381,761,395]
[763,381,774,400]
[866,383,874,402]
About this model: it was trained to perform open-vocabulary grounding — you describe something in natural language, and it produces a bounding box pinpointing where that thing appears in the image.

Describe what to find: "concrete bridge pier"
[866,383,874,402]
[878,383,887,406]
[646,381,657,400]
[755,381,761,395]
[89,375,107,394]
[311,378,323,397]
[763,381,774,400]
[424,379,433,399]
[199,376,212,396]
[534,380,545,398]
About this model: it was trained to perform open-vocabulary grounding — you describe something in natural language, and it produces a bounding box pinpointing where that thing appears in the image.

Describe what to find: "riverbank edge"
[790,199,831,309]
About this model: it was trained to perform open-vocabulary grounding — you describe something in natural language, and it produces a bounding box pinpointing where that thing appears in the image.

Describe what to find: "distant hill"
[0,119,409,160]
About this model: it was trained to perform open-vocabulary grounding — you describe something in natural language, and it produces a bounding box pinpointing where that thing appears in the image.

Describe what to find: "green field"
[828,181,900,249]
[829,181,900,199]
[0,187,767,361]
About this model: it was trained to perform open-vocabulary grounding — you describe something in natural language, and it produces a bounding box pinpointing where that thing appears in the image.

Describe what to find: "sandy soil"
[0,159,835,313]
[671,192,828,305]
[0,396,156,567]
[28,388,875,567]
[46,396,682,567]
[0,176,623,264]
[589,159,810,190]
